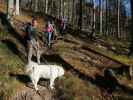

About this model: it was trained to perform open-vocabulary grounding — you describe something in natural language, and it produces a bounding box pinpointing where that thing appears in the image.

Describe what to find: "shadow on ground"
[10,73,30,84]
[94,69,133,97]
[0,12,27,46]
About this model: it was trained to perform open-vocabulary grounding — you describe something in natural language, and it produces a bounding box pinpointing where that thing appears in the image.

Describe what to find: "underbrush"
[55,72,99,100]
[92,43,133,65]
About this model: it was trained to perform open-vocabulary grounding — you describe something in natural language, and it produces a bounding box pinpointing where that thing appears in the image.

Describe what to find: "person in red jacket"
[46,21,54,48]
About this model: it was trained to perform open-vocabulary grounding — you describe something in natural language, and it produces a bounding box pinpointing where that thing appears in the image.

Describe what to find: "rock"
[111,46,116,51]
[97,44,107,50]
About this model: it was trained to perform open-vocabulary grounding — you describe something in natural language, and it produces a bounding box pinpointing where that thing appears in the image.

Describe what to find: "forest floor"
[0,3,133,100]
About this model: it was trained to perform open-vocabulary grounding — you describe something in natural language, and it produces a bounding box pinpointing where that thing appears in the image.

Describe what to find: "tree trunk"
[60,0,62,17]
[129,0,133,57]
[45,0,48,14]
[7,0,9,18]
[118,0,120,38]
[105,0,108,36]
[72,0,74,26]
[34,0,38,12]
[129,66,133,79]
[8,0,14,11]
[15,0,20,15]
[93,0,96,34]
[78,0,82,30]
[7,0,14,19]
[100,0,103,34]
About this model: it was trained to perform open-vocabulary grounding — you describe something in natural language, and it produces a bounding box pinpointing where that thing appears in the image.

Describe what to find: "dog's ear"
[26,64,35,74]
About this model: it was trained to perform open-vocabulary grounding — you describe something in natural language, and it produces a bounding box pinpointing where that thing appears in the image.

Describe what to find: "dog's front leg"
[32,78,39,91]
[50,78,55,89]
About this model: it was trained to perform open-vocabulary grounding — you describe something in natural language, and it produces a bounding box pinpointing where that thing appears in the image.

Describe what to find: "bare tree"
[105,0,108,35]
[18,0,129,40]
[15,0,20,15]
[7,0,9,18]
[78,0,82,30]
[34,0,38,12]
[100,0,103,33]
[129,0,133,57]
[7,0,14,19]
[45,0,48,14]
[93,0,96,34]
[118,0,120,38]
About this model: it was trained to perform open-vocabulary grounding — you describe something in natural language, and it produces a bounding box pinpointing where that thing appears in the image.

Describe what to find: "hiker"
[27,18,39,63]
[46,21,54,48]
[60,16,68,36]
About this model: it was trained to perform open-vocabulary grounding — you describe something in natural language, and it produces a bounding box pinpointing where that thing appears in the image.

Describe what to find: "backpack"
[25,23,32,40]
[25,24,29,34]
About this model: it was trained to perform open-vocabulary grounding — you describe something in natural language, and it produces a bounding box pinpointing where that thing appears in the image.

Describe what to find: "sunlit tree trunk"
[7,0,14,19]
[45,0,48,14]
[15,0,20,15]
[34,0,38,12]
[9,0,14,11]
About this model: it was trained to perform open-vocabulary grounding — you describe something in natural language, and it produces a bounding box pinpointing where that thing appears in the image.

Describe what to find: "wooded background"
[18,0,131,40]
[3,0,132,43]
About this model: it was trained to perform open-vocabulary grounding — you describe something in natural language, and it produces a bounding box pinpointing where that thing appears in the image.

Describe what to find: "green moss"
[90,44,133,66]
[0,32,8,38]
[0,75,22,99]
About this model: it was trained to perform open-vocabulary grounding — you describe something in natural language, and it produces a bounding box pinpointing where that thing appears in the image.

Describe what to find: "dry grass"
[88,43,133,66]
[0,3,6,13]
[14,12,46,32]
[55,72,100,100]
[0,43,24,99]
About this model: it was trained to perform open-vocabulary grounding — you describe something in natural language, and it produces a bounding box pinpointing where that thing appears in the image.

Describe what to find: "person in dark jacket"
[27,18,39,63]
[60,16,67,36]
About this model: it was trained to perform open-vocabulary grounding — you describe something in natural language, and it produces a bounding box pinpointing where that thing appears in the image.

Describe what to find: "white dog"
[26,61,64,90]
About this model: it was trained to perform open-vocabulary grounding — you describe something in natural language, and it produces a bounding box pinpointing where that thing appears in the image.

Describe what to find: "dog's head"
[26,61,37,73]
[58,67,64,77]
